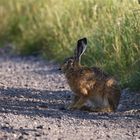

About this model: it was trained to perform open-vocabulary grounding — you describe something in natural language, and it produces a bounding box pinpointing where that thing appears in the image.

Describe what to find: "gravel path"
[0,56,139,140]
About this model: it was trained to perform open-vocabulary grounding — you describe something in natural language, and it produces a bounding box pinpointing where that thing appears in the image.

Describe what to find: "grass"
[0,0,140,90]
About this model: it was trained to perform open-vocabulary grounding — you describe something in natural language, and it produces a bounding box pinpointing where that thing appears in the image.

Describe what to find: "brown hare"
[60,38,121,112]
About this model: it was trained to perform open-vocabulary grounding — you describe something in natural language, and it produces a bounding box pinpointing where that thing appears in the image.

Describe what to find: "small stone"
[19,127,23,130]
[19,95,24,98]
[37,104,48,109]
[35,133,41,137]
[18,135,24,140]
[13,134,17,138]
[58,124,61,128]
[24,84,28,87]
[36,125,43,129]
[136,125,140,128]
[26,66,29,69]
[103,123,107,128]
[106,134,110,138]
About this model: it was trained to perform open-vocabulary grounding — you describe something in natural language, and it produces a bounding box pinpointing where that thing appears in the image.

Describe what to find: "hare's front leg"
[72,96,88,110]
[67,95,80,110]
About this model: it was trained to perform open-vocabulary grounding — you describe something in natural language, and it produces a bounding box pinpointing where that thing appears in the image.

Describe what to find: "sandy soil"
[0,55,139,140]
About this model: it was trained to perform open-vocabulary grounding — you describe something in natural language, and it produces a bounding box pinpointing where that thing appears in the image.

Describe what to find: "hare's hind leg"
[87,107,113,112]
[96,107,113,112]
[87,96,115,112]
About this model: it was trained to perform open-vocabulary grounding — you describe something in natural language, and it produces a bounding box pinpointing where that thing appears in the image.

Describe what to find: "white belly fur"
[86,95,109,108]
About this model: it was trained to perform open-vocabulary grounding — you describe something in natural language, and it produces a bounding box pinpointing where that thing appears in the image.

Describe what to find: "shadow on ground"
[0,87,139,120]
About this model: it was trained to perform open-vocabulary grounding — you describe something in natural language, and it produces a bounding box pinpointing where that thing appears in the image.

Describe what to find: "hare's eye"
[68,59,74,65]
[68,58,72,62]
[63,57,73,65]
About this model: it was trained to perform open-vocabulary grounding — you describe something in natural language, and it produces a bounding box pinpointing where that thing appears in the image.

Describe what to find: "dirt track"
[0,56,139,140]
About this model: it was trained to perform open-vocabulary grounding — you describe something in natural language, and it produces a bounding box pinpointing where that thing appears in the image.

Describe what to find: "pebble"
[36,125,43,129]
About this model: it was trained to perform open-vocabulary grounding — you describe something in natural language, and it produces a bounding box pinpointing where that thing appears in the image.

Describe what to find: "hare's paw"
[72,96,87,110]
[89,107,114,112]
[67,104,77,110]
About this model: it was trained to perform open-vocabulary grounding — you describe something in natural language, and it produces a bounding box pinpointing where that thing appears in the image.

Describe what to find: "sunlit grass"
[0,0,140,90]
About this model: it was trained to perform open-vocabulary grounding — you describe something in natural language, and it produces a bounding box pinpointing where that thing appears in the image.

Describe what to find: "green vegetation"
[0,0,140,90]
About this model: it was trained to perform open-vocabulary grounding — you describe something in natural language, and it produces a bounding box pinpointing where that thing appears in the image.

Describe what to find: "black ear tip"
[82,37,87,44]
[77,37,87,46]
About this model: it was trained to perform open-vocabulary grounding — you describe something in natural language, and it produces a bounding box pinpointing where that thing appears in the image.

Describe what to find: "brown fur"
[60,38,121,112]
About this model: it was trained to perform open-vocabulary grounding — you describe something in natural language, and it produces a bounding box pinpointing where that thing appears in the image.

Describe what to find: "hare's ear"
[74,37,87,62]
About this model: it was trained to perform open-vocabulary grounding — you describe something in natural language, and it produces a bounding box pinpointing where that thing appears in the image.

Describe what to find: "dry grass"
[0,0,140,90]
